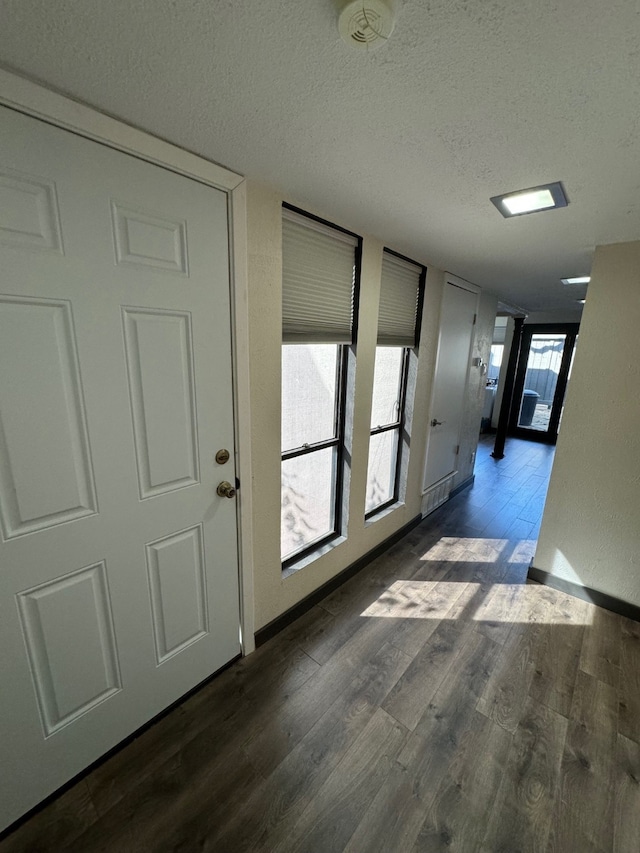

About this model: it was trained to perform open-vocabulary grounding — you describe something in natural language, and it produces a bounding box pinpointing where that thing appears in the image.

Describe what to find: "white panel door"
[0,107,240,831]
[423,281,477,490]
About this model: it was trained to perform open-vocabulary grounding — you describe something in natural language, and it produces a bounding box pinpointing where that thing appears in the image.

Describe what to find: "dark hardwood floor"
[3,436,639,852]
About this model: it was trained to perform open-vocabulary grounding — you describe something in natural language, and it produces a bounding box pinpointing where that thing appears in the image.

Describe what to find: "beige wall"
[534,241,640,606]
[246,181,493,631]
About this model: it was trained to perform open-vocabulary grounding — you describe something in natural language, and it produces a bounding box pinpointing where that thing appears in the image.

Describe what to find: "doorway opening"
[509,324,579,444]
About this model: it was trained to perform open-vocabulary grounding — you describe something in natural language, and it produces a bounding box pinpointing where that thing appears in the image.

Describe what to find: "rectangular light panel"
[491,181,568,218]
[561,276,590,285]
[503,189,555,215]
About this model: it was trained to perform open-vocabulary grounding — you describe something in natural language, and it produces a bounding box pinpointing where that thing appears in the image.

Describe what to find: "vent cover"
[337,0,396,49]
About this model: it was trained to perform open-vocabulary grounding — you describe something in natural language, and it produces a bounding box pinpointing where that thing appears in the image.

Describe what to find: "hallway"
[437,434,555,545]
[2,437,639,852]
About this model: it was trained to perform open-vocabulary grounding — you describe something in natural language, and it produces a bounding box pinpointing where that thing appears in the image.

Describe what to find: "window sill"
[282,534,348,579]
[365,500,404,527]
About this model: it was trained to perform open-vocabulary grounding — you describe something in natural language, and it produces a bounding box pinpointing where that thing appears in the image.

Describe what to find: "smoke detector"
[335,0,396,49]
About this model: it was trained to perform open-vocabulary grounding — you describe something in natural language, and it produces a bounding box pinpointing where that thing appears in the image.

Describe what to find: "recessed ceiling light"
[561,276,590,285]
[576,299,586,304]
[490,182,568,218]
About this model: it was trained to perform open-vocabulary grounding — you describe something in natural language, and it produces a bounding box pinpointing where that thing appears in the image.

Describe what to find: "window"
[281,206,360,566]
[365,251,425,517]
[488,316,507,383]
[281,344,344,561]
[366,346,407,513]
[488,344,504,383]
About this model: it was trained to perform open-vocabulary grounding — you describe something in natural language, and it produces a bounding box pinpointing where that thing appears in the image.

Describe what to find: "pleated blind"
[282,208,358,344]
[378,252,424,347]
[492,316,508,344]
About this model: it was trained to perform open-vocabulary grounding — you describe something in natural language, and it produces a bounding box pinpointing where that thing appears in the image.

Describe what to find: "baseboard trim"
[527,565,640,623]
[256,514,423,648]
[449,474,475,500]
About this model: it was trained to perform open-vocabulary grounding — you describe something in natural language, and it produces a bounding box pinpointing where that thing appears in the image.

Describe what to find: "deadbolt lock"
[215,449,230,465]
[217,481,236,499]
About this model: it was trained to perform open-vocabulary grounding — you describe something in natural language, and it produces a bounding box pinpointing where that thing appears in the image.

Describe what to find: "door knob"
[217,481,236,499]
[430,418,443,427]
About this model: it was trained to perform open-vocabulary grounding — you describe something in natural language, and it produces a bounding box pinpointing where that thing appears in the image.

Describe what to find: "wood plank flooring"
[2,436,639,852]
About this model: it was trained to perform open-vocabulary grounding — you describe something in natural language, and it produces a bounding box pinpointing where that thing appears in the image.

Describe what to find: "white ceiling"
[2,0,640,315]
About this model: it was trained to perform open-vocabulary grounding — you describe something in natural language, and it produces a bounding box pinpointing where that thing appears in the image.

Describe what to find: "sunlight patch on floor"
[360,580,593,625]
[508,540,537,563]
[360,580,460,620]
[419,537,509,562]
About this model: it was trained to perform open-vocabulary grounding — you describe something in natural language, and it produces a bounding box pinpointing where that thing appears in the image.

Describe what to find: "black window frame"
[365,250,426,520]
[281,204,361,569]
[365,346,410,519]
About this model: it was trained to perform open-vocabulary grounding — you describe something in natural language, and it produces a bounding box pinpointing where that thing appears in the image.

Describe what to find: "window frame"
[281,204,361,569]
[365,346,410,518]
[281,345,348,568]
[365,249,426,520]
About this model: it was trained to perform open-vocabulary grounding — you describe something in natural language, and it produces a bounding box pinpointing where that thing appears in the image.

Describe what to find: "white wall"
[533,241,640,606]
[246,181,491,631]
[456,291,497,483]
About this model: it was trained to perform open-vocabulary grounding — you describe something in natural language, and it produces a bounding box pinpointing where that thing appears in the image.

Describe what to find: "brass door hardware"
[216,481,236,499]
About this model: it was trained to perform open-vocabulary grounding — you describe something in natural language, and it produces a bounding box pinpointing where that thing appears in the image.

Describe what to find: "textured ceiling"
[2,0,640,315]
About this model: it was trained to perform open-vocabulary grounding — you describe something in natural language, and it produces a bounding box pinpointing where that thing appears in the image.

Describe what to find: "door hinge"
[455,444,460,455]
[473,313,477,325]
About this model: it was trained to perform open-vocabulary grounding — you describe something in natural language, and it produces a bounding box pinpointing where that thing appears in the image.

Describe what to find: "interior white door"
[423,280,477,490]
[0,107,240,830]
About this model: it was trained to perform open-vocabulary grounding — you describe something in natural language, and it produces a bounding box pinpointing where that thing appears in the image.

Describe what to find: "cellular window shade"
[282,210,358,344]
[377,252,423,347]
[493,317,508,344]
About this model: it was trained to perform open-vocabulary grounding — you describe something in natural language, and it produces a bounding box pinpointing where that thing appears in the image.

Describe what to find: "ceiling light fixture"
[561,276,590,285]
[576,299,586,304]
[490,181,568,218]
